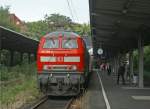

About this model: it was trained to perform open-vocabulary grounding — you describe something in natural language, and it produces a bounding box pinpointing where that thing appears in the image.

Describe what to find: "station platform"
[87,70,106,109]
[99,70,150,109]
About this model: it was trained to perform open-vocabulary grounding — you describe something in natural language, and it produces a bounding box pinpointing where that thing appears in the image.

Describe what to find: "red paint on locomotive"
[36,31,90,96]
[37,32,85,73]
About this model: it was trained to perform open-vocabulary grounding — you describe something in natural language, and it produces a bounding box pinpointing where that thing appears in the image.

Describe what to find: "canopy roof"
[0,26,38,54]
[89,0,150,57]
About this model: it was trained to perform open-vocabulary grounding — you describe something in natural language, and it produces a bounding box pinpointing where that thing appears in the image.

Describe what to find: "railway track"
[30,96,74,109]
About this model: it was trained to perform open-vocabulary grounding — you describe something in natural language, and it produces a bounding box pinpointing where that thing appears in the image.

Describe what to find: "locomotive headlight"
[43,65,53,70]
[40,56,56,62]
[64,56,80,62]
[50,73,53,77]
[67,74,70,78]
[72,65,77,70]
[43,65,48,70]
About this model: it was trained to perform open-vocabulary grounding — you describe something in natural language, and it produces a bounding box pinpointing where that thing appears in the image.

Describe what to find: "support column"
[112,57,115,74]
[20,52,23,64]
[116,54,120,73]
[110,58,114,74]
[28,53,31,63]
[0,28,2,65]
[10,51,14,66]
[138,35,144,88]
[114,56,118,75]
[34,53,36,61]
[92,28,97,60]
[0,28,2,108]
[113,57,116,73]
[129,50,133,84]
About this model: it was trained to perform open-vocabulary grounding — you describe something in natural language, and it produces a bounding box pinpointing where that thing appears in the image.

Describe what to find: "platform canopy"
[89,0,150,58]
[0,26,38,54]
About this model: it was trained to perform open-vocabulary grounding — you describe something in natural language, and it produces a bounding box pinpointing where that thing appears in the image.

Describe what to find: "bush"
[133,45,150,72]
[0,63,36,81]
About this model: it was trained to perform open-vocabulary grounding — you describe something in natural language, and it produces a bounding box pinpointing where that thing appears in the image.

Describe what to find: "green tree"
[72,23,91,36]
[26,14,73,40]
[26,20,49,40]
[44,13,72,30]
[26,13,91,40]
[144,46,150,71]
[133,45,150,72]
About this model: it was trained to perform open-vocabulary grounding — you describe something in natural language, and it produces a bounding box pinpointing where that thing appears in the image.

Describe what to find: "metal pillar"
[10,51,14,66]
[129,50,133,84]
[114,56,118,75]
[110,58,114,74]
[0,28,2,109]
[138,35,144,88]
[34,53,37,61]
[20,52,23,64]
[28,53,31,63]
[117,54,120,72]
[0,28,2,65]
[111,57,115,74]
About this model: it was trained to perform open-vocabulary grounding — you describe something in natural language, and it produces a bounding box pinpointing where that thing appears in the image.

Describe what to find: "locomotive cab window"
[43,39,59,48]
[62,39,78,49]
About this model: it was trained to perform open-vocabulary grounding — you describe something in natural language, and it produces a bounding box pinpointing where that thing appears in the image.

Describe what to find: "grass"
[0,77,39,103]
[0,63,36,81]
[0,63,41,108]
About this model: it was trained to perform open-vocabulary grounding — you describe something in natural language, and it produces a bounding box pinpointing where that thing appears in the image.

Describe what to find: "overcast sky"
[0,0,90,24]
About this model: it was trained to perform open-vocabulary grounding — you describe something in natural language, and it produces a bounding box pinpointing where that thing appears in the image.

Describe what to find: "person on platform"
[117,64,126,85]
[106,63,111,76]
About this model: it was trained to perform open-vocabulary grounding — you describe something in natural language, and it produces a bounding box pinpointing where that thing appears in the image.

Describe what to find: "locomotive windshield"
[62,39,78,49]
[43,39,59,48]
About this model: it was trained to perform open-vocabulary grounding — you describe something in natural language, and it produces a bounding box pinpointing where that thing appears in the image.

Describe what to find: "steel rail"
[30,96,48,109]
[31,96,75,109]
[64,98,74,109]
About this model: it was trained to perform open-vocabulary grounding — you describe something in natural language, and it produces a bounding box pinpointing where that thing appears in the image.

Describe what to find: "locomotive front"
[37,32,89,96]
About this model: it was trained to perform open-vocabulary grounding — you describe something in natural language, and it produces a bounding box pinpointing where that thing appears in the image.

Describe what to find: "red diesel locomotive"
[37,31,90,96]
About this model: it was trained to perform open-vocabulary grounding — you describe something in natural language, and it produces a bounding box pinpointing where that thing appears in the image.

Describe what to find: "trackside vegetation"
[132,45,150,86]
[0,63,42,108]
[133,46,150,74]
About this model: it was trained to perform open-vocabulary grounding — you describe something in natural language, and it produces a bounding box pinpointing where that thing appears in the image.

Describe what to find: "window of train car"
[43,39,59,48]
[62,39,78,49]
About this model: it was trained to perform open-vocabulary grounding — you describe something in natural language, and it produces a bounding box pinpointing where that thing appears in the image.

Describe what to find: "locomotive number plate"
[56,57,64,62]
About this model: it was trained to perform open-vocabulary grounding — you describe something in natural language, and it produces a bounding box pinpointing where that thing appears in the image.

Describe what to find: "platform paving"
[100,71,150,109]
[87,71,106,109]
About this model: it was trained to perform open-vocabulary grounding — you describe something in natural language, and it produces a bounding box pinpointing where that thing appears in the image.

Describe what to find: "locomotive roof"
[44,31,80,38]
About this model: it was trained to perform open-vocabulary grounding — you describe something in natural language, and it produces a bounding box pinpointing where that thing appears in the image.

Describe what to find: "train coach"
[37,31,91,96]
